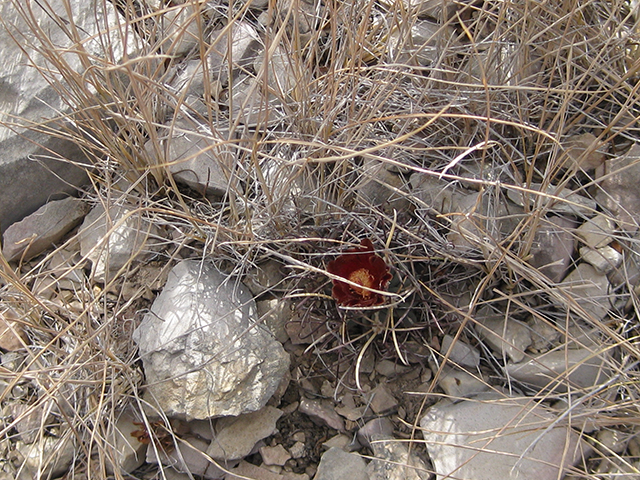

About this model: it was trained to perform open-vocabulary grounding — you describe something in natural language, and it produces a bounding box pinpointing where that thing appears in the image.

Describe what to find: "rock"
[596,143,640,233]
[159,3,208,58]
[506,183,597,216]
[440,334,480,368]
[367,439,431,480]
[45,248,85,290]
[322,434,352,451]
[580,245,622,274]
[0,308,28,352]
[0,0,130,234]
[528,215,576,283]
[133,260,290,419]
[421,392,590,480]
[2,197,88,262]
[260,444,292,466]
[366,384,399,415]
[148,436,211,476]
[435,365,489,398]
[596,428,629,454]
[356,160,412,213]
[9,403,51,445]
[299,397,345,431]
[245,259,286,295]
[313,447,368,480]
[146,118,234,198]
[15,435,75,479]
[559,263,612,320]
[375,359,412,377]
[207,406,282,461]
[387,20,458,67]
[223,460,301,480]
[105,411,148,475]
[256,298,292,344]
[505,346,612,393]
[357,417,394,448]
[527,315,561,351]
[209,22,262,85]
[475,307,532,363]
[563,132,607,172]
[78,202,162,283]
[576,214,616,249]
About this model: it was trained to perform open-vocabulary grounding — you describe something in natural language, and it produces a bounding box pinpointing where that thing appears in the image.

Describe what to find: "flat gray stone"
[313,447,368,480]
[421,393,590,480]
[133,260,289,419]
[576,214,615,249]
[559,263,612,320]
[528,215,576,283]
[475,307,532,363]
[440,334,480,368]
[2,197,88,262]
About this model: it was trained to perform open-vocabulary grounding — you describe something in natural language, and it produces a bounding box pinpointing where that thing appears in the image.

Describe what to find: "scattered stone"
[322,434,351,451]
[563,132,607,172]
[147,436,210,476]
[261,444,292,466]
[440,334,480,368]
[528,215,576,283]
[596,428,629,454]
[209,22,262,85]
[356,160,412,213]
[475,307,532,363]
[285,317,330,345]
[133,260,290,419]
[313,447,368,480]
[559,263,612,320]
[299,397,345,432]
[9,403,51,445]
[2,197,88,262]
[105,411,148,475]
[580,245,623,274]
[366,383,399,415]
[505,346,612,393]
[527,316,561,351]
[256,298,292,344]
[0,308,28,351]
[596,142,640,233]
[207,406,283,461]
[387,19,458,67]
[435,365,490,398]
[421,393,591,480]
[159,3,207,58]
[506,183,597,216]
[45,248,85,290]
[367,439,431,480]
[245,259,286,295]
[78,202,162,283]
[375,359,412,377]
[14,435,75,479]
[357,417,394,448]
[289,441,306,459]
[576,214,616,249]
[146,118,233,198]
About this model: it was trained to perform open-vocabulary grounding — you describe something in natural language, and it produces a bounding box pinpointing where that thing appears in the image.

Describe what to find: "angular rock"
[314,447,368,480]
[133,259,289,419]
[299,397,344,432]
[387,20,458,67]
[580,245,622,274]
[357,417,394,448]
[105,411,148,475]
[563,132,607,172]
[436,365,489,398]
[367,439,431,480]
[2,197,88,262]
[528,215,576,283]
[505,346,612,393]
[207,406,282,461]
[506,183,597,216]
[421,393,590,480]
[0,0,130,234]
[79,202,162,283]
[260,444,292,466]
[366,383,399,415]
[10,403,51,445]
[576,214,615,249]
[356,160,412,213]
[0,308,28,352]
[559,263,612,320]
[440,334,480,368]
[209,22,262,85]
[475,307,532,363]
[147,436,211,476]
[15,435,75,479]
[596,143,640,233]
[146,118,234,198]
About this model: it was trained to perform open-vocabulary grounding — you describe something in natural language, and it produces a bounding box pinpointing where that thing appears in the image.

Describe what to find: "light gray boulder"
[133,259,290,420]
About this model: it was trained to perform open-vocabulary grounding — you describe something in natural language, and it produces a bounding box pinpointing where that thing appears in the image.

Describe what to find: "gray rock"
[260,444,292,466]
[440,334,480,368]
[356,160,412,213]
[256,298,292,344]
[2,197,88,262]
[9,403,52,445]
[559,263,612,320]
[14,435,75,479]
[158,3,208,58]
[367,440,431,480]
[366,384,399,415]
[475,307,532,363]
[313,447,368,480]
[0,0,129,234]
[580,245,622,274]
[133,260,289,419]
[209,22,262,85]
[576,214,616,249]
[527,315,562,351]
[421,393,590,480]
[78,202,162,283]
[105,410,148,475]
[563,132,607,172]
[505,346,612,393]
[387,20,458,67]
[435,365,489,398]
[148,436,211,476]
[207,406,282,461]
[596,143,640,233]
[528,215,576,283]
[146,118,233,197]
[299,397,345,432]
[357,417,394,448]
[506,183,597,216]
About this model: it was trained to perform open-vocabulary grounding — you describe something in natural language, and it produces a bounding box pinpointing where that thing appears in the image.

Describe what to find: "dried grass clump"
[2,0,640,478]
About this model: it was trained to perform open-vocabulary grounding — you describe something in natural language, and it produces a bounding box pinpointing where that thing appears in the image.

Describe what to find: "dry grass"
[2,0,640,478]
